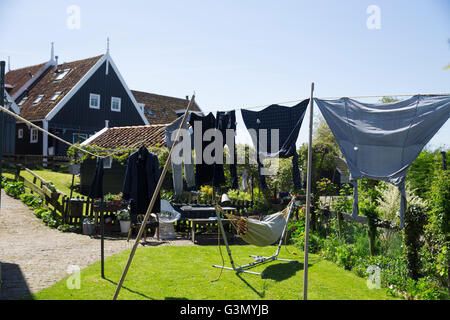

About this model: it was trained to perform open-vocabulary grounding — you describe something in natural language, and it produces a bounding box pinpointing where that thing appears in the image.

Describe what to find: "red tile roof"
[131,90,201,124]
[6,55,103,121]
[4,62,48,97]
[85,124,168,149]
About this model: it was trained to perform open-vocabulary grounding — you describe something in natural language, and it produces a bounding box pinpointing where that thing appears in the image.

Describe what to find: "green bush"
[19,193,43,209]
[4,181,25,198]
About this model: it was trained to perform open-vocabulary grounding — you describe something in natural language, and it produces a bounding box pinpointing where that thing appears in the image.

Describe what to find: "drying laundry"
[241,99,309,189]
[215,110,238,189]
[89,157,104,199]
[165,116,196,196]
[315,94,450,228]
[122,146,161,222]
[189,112,218,187]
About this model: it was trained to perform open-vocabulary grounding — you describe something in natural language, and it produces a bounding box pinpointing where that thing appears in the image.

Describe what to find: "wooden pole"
[303,82,314,300]
[0,61,5,210]
[113,95,196,300]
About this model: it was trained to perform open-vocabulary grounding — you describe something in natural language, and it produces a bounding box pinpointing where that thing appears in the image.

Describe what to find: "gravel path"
[0,191,192,300]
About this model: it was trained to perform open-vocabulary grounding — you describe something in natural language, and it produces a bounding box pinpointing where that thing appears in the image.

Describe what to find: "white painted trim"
[42,120,48,156]
[18,128,23,139]
[89,93,101,109]
[12,59,56,101]
[30,127,39,143]
[105,53,149,125]
[111,96,121,112]
[45,55,107,121]
[4,90,19,114]
[81,127,108,146]
[45,53,149,125]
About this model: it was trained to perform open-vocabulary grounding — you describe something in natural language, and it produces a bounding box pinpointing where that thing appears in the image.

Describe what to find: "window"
[89,93,100,109]
[18,96,28,106]
[18,128,23,139]
[50,91,62,101]
[146,108,155,118]
[30,128,38,143]
[111,97,121,112]
[73,133,88,144]
[103,157,112,169]
[55,68,71,80]
[33,94,45,105]
[138,103,145,112]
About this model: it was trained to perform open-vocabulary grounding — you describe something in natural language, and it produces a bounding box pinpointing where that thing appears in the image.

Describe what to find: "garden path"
[0,191,192,300]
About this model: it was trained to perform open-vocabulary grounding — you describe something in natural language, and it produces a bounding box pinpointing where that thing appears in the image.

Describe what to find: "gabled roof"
[6,55,103,121]
[131,90,202,124]
[5,62,48,98]
[82,124,167,149]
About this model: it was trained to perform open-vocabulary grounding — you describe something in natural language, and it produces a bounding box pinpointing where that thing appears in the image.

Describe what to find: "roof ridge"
[108,124,169,129]
[131,89,190,101]
[5,61,47,74]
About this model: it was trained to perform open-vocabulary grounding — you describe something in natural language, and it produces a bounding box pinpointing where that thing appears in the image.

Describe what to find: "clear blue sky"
[1,0,449,149]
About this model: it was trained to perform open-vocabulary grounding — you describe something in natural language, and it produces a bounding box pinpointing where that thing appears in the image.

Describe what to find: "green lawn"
[32,245,396,300]
[3,169,81,198]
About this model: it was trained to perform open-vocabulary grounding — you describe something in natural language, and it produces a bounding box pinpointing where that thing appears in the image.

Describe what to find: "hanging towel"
[315,95,450,228]
[241,99,309,189]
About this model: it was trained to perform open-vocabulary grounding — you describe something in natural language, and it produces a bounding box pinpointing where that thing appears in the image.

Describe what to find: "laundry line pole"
[113,94,196,300]
[303,82,314,300]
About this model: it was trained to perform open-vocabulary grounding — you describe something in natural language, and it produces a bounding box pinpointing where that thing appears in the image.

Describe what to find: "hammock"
[212,197,298,277]
[225,203,292,247]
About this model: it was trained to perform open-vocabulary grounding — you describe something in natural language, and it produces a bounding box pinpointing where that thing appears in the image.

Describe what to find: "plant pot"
[119,220,131,233]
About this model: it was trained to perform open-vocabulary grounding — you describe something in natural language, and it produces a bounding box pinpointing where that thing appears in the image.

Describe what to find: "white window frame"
[111,97,121,112]
[50,91,62,101]
[18,128,23,139]
[33,94,44,105]
[30,128,38,143]
[18,96,28,106]
[55,68,71,81]
[89,93,100,109]
[72,133,88,144]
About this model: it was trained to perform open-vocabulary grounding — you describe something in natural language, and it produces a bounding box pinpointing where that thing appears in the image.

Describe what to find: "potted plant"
[116,209,131,233]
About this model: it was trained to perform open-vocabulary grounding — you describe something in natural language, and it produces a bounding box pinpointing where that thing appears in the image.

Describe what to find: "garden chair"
[127,213,160,242]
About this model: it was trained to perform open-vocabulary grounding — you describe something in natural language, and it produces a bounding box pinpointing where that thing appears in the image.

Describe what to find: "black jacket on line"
[122,147,161,218]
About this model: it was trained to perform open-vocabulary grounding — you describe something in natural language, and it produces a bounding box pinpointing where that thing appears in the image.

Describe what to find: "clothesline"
[0,105,123,159]
[1,91,449,159]
[227,92,450,112]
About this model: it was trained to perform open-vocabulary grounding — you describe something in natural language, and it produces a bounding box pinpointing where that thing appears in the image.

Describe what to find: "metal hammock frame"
[212,197,299,276]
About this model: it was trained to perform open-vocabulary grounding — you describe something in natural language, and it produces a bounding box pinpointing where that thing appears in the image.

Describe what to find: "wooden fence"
[4,155,71,172]
[14,167,117,228]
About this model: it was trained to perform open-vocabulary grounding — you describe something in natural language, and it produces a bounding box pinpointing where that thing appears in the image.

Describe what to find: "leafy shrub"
[4,181,25,198]
[19,193,43,209]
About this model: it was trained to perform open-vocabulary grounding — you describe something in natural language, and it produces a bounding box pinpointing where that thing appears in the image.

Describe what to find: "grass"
[32,245,396,300]
[2,168,81,198]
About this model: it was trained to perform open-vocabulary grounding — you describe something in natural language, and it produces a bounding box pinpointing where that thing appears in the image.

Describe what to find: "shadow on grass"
[236,273,266,298]
[262,261,305,282]
[104,277,154,300]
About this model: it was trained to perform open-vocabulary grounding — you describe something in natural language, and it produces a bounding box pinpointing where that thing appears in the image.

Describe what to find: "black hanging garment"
[241,99,309,189]
[122,146,161,222]
[215,110,238,189]
[89,157,104,199]
[189,112,218,187]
